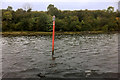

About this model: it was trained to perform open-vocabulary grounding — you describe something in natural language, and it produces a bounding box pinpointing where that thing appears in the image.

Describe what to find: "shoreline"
[0,31,118,36]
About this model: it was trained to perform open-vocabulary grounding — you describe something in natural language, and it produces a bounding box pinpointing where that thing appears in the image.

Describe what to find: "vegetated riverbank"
[0,31,118,36]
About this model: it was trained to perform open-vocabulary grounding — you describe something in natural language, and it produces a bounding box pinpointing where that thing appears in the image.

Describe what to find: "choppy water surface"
[1,34,118,78]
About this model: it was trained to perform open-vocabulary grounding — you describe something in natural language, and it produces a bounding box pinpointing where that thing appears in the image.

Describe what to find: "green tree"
[7,6,13,11]
[3,11,12,20]
[55,18,65,31]
[35,13,51,31]
[2,11,13,31]
[107,6,114,13]
[47,4,59,17]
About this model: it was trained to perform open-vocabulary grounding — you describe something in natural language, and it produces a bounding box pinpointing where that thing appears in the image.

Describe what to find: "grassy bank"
[0,31,117,36]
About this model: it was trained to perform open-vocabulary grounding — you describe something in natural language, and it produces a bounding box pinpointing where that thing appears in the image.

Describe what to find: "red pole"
[52,16,55,60]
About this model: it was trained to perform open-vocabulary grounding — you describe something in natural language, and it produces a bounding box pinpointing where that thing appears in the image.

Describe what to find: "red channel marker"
[52,16,55,59]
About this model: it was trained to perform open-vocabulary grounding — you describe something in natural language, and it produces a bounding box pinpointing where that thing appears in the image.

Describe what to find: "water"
[1,33,119,78]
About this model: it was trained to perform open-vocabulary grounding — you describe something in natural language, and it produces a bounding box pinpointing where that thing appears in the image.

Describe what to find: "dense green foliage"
[1,5,120,32]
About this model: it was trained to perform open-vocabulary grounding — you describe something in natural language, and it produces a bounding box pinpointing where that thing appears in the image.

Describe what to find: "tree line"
[1,4,120,32]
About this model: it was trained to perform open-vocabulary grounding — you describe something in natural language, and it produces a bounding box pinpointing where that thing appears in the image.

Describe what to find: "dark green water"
[1,34,118,78]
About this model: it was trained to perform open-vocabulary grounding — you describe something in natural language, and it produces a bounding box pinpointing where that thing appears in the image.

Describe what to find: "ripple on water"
[2,34,118,78]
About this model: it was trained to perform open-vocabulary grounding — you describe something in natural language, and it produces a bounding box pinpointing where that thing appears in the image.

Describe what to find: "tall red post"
[52,16,55,60]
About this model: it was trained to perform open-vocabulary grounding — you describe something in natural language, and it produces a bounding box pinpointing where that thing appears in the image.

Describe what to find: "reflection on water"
[1,34,118,78]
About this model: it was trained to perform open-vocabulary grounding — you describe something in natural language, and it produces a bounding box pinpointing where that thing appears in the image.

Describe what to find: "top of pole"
[53,16,55,21]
